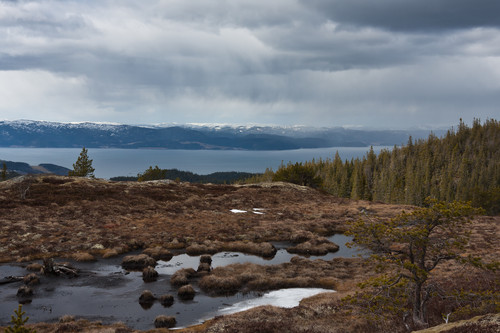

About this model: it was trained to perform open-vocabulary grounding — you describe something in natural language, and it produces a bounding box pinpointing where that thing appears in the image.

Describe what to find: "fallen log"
[0,276,23,285]
[42,258,79,277]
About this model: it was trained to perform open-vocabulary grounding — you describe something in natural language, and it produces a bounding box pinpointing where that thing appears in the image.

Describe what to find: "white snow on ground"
[230,208,265,214]
[230,209,247,213]
[252,208,265,215]
[217,288,335,315]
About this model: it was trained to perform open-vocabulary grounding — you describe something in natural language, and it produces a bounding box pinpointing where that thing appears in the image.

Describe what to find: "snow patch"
[252,208,265,215]
[230,209,247,213]
[218,288,335,315]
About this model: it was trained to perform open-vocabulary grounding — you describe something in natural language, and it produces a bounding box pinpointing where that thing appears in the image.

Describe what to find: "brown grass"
[0,175,407,262]
[287,236,339,256]
[170,268,197,286]
[199,257,376,295]
[178,284,196,300]
[72,252,96,262]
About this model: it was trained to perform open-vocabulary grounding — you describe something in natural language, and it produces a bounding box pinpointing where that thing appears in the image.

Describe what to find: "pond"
[0,235,366,330]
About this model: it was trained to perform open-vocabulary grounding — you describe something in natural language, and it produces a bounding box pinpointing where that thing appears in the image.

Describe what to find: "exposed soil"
[1,175,498,333]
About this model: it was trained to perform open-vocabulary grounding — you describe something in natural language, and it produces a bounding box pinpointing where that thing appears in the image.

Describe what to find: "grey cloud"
[303,0,500,32]
[0,0,498,128]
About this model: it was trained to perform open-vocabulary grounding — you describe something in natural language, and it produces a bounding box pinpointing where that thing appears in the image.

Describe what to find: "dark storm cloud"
[304,0,500,32]
[0,0,499,127]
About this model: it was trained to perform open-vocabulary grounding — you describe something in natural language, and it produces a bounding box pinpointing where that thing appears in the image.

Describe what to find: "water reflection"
[0,234,366,330]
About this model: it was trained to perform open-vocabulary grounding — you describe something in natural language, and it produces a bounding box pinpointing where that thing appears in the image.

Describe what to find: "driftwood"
[42,258,79,277]
[0,276,24,285]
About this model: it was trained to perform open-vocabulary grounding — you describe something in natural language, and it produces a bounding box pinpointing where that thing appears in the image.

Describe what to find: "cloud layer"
[1,0,499,128]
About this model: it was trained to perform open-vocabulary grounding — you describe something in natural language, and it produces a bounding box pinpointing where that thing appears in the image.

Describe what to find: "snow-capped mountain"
[0,120,441,150]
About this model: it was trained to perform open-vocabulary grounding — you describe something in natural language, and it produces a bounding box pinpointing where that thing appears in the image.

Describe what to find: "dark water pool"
[0,235,365,330]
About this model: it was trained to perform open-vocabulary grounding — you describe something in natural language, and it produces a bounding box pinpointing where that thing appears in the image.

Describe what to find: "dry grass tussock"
[0,175,406,262]
[0,318,134,333]
[199,257,376,295]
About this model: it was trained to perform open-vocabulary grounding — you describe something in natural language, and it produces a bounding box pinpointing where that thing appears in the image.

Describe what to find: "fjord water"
[0,146,391,179]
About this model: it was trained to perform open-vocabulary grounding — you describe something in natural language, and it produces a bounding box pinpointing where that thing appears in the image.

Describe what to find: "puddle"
[0,234,365,330]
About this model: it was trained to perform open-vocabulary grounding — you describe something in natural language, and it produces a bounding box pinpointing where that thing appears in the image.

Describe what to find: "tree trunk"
[412,282,427,328]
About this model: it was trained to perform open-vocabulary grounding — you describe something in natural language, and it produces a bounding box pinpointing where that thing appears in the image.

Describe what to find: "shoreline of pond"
[0,235,369,330]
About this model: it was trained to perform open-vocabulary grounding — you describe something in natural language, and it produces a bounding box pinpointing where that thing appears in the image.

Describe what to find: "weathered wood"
[42,258,79,277]
[0,276,23,285]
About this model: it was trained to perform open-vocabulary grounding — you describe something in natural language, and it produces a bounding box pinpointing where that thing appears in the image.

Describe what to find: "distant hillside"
[0,120,443,150]
[0,160,70,177]
[123,166,256,184]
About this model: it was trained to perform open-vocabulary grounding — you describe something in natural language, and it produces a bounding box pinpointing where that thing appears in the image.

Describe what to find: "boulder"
[121,254,156,270]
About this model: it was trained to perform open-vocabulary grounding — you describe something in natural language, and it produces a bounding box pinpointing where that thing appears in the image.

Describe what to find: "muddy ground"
[0,175,498,332]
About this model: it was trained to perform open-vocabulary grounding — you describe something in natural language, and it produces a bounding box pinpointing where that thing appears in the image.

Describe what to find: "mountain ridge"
[0,120,444,150]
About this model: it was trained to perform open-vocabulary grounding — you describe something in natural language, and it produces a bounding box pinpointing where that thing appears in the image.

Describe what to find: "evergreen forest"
[249,119,500,214]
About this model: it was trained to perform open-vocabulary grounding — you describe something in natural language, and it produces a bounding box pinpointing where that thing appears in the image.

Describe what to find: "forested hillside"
[254,119,499,214]
[127,165,256,184]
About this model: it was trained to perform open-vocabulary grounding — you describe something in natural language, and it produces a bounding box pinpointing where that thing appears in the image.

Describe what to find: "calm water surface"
[0,146,391,179]
[0,235,366,330]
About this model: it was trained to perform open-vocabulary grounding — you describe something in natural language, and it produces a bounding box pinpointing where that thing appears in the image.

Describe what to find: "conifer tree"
[346,199,484,327]
[5,304,36,333]
[68,147,95,177]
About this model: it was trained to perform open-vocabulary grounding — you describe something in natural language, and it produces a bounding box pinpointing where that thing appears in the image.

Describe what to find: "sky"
[0,0,499,129]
